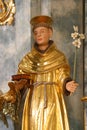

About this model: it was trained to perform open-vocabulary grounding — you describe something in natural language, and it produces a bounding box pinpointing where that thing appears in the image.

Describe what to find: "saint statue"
[0,15,78,130]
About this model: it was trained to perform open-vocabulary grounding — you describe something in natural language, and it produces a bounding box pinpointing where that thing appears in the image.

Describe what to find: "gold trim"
[0,0,16,25]
[81,96,87,102]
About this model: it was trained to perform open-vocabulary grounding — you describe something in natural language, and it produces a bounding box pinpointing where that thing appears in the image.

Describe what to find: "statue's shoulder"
[55,47,65,58]
[18,51,31,65]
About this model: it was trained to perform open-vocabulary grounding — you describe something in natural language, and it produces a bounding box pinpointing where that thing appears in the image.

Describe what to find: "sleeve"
[17,53,31,74]
[56,55,72,96]
[63,77,72,96]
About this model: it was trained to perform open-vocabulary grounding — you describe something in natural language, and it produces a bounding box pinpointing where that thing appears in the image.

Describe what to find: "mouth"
[37,38,42,41]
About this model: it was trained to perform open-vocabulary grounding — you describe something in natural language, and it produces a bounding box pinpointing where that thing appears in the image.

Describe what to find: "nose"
[37,32,41,37]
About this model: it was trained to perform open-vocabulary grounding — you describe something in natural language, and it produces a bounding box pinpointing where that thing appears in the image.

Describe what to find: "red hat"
[30,15,53,31]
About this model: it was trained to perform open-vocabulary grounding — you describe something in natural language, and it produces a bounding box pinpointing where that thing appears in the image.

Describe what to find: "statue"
[0,15,78,130]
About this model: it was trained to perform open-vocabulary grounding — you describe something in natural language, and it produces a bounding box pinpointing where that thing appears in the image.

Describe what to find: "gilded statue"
[0,16,78,130]
[0,0,16,25]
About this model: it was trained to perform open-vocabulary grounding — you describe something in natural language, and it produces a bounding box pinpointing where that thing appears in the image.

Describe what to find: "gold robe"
[17,43,71,130]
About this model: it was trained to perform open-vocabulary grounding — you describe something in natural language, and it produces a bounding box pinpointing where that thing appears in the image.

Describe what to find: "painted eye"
[34,32,38,36]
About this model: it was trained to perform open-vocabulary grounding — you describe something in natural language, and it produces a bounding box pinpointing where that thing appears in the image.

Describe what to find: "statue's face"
[33,26,52,46]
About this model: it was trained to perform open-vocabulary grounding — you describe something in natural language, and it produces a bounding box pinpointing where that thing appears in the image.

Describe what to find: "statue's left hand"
[66,80,79,93]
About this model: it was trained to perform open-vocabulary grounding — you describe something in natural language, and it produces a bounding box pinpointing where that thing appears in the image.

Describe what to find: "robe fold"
[17,43,70,130]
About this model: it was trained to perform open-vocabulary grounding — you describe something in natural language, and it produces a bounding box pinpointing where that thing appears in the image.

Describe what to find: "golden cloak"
[17,43,71,130]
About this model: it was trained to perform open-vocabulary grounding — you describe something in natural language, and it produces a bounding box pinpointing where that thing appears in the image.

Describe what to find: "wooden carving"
[0,0,16,25]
